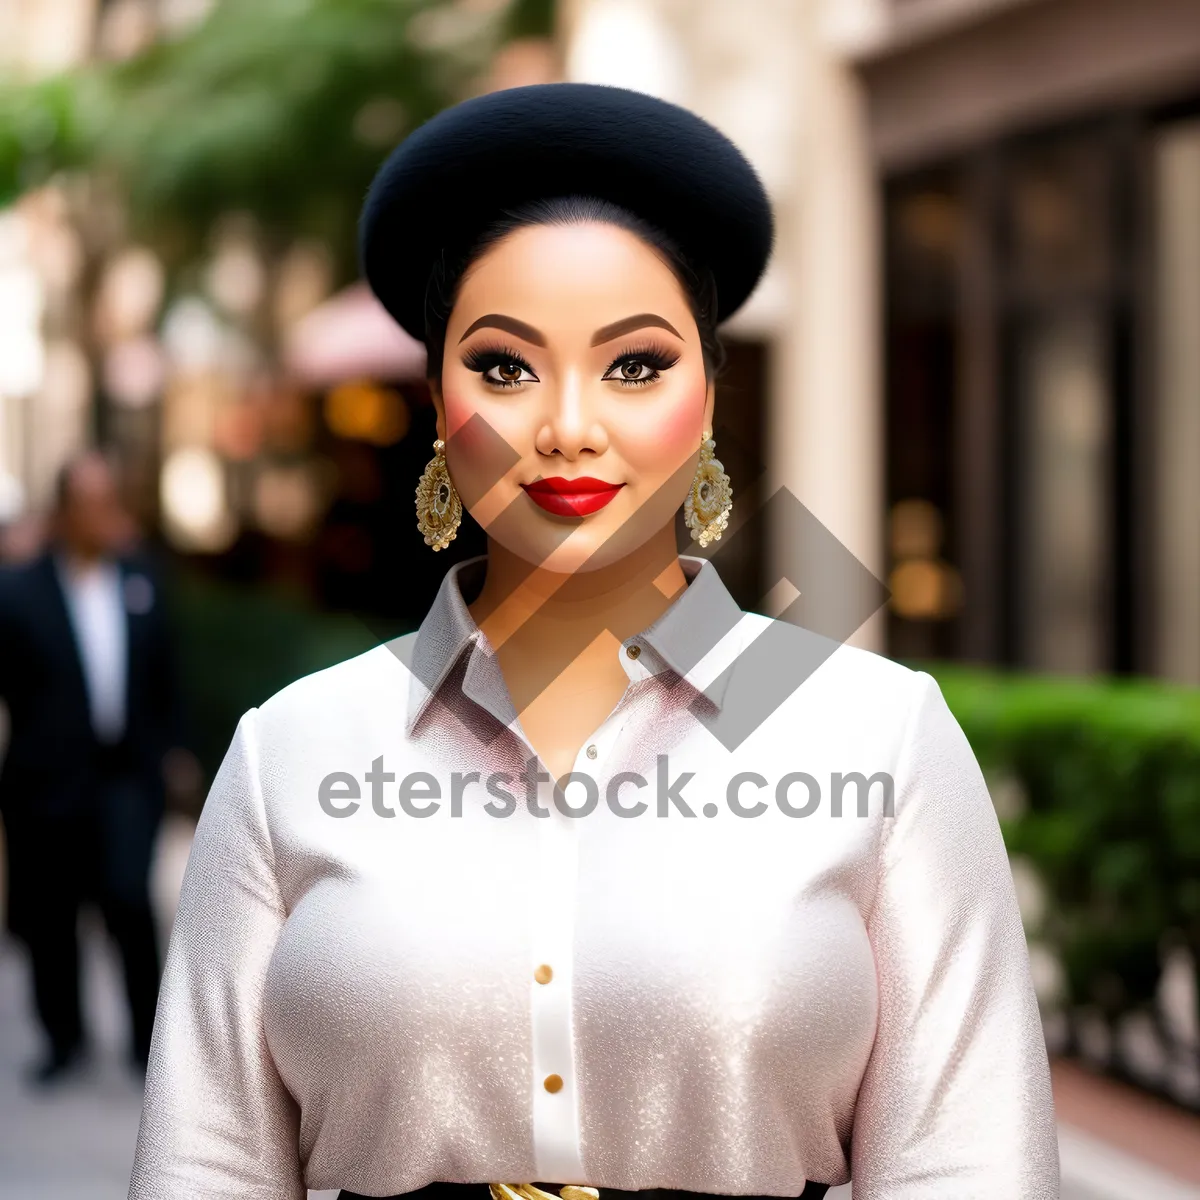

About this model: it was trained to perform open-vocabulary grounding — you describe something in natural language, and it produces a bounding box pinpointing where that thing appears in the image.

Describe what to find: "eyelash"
[460,343,682,389]
[461,345,537,389]
[603,343,681,387]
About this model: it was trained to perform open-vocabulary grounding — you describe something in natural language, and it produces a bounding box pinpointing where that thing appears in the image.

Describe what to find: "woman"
[130,84,1059,1200]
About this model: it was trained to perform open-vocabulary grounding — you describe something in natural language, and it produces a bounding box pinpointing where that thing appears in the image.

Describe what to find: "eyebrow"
[458,314,546,346]
[457,311,685,348]
[591,313,683,346]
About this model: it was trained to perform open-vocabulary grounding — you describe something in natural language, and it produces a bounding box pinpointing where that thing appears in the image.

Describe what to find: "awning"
[283,281,426,386]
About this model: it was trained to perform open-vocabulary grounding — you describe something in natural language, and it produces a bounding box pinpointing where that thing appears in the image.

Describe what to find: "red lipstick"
[521,477,625,517]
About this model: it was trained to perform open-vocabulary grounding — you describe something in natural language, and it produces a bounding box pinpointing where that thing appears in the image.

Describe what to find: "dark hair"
[423,194,726,387]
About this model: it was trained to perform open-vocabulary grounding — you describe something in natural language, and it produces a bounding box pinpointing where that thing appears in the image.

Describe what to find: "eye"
[601,346,681,388]
[612,360,656,383]
[461,347,540,388]
[485,360,537,387]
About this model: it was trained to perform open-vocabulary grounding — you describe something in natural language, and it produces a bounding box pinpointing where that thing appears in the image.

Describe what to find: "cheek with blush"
[440,384,479,440]
[442,386,530,454]
[622,387,708,483]
[440,387,531,509]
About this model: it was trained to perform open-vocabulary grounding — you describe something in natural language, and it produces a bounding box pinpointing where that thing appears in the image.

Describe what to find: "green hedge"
[172,572,391,797]
[927,664,1200,1051]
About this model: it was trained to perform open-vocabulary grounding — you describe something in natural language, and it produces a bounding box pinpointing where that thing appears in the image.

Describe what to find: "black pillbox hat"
[359,82,774,343]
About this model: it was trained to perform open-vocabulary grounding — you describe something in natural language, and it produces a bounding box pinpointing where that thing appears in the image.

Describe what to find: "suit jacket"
[0,548,183,824]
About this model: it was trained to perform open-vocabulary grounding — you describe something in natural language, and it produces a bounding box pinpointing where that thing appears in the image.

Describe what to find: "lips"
[521,476,625,517]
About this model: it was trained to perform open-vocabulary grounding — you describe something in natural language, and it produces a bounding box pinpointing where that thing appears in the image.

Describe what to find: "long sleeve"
[849,671,1060,1198]
[129,708,305,1200]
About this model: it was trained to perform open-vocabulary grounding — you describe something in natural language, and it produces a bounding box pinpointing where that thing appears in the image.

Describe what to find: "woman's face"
[434,221,714,575]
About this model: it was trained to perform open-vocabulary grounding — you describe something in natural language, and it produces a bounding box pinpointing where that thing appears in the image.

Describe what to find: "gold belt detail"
[490,1185,599,1200]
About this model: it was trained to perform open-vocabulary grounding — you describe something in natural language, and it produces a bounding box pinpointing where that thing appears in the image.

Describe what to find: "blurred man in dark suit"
[0,449,186,1085]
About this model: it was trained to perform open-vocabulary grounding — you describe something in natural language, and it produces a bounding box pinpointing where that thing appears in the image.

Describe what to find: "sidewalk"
[1053,1058,1200,1198]
[0,817,1197,1199]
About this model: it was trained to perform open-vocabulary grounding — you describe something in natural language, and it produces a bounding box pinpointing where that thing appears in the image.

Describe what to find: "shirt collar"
[52,551,124,603]
[404,554,744,735]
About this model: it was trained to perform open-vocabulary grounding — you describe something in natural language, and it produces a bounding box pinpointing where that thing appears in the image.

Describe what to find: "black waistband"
[338,1182,830,1200]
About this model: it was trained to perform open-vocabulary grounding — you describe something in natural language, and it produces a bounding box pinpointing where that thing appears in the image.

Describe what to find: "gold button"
[585,744,598,760]
[626,644,641,660]
[534,963,553,984]
[543,1073,564,1093]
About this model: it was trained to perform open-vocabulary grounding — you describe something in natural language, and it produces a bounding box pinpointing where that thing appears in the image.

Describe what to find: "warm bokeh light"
[160,444,236,551]
[323,380,410,446]
[259,383,314,454]
[205,235,266,318]
[272,239,334,333]
[252,462,326,541]
[103,336,165,409]
[160,297,224,372]
[889,498,943,561]
[888,558,964,621]
[162,372,228,449]
[0,469,25,522]
[93,246,165,344]
[211,398,265,461]
[0,257,45,399]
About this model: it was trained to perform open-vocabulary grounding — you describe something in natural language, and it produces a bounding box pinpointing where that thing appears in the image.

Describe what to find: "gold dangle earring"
[415,439,462,551]
[684,429,732,547]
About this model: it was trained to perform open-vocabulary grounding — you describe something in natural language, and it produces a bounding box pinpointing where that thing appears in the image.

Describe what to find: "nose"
[534,365,608,461]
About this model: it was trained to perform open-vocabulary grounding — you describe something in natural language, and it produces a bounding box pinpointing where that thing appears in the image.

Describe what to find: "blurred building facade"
[563,0,1200,683]
[859,0,1200,686]
[0,0,217,549]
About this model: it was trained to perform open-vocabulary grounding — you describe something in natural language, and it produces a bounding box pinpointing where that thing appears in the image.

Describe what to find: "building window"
[883,113,1174,676]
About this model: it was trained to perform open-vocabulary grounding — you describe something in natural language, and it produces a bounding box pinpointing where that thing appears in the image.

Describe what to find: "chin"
[496,514,665,575]
[500,534,624,575]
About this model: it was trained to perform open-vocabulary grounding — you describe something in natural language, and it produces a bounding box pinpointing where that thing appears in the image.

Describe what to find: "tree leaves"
[1,0,547,272]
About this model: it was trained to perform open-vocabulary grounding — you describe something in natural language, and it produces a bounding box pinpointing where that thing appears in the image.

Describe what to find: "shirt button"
[534,964,553,984]
[543,1073,564,1093]
[626,644,641,660]
[585,744,598,760]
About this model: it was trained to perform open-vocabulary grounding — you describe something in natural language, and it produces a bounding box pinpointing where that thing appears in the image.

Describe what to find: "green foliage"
[505,0,556,39]
[927,664,1200,1025]
[103,0,481,251]
[0,73,101,206]
[0,0,553,268]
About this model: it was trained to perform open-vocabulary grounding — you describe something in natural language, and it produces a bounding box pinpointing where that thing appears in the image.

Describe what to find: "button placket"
[572,706,631,780]
[528,776,584,1182]
[526,702,634,1183]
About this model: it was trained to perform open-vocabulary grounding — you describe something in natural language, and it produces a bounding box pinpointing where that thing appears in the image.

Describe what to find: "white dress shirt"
[129,556,1059,1200]
[56,552,127,744]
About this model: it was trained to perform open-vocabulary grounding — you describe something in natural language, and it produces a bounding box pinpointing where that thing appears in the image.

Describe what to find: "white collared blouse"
[129,556,1059,1200]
